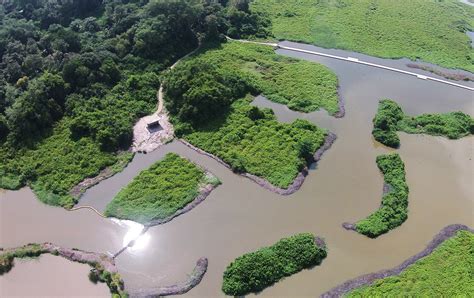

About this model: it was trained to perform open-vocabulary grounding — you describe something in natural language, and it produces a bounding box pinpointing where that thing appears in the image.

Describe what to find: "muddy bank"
[406,63,474,82]
[70,152,133,203]
[1,242,125,296]
[179,132,336,196]
[342,183,392,232]
[321,224,474,298]
[128,257,208,297]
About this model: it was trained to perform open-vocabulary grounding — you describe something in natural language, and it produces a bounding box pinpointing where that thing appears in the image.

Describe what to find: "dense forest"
[0,0,270,207]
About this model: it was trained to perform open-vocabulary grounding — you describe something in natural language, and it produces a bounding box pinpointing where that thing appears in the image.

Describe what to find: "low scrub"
[355,153,409,238]
[252,0,474,72]
[222,233,327,296]
[347,230,474,296]
[372,99,474,148]
[105,153,219,224]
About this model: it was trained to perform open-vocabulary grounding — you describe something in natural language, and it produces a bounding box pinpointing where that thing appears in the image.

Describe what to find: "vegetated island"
[222,233,327,296]
[0,0,272,208]
[105,153,220,226]
[0,243,209,298]
[164,43,338,194]
[322,224,474,297]
[252,0,474,73]
[343,153,409,238]
[373,99,474,148]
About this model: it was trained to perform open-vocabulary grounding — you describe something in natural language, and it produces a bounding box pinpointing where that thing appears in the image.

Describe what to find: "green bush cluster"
[182,97,327,189]
[88,263,125,297]
[222,233,327,296]
[0,120,120,208]
[105,153,219,224]
[355,153,409,238]
[373,99,474,148]
[0,244,46,275]
[252,0,474,72]
[165,41,340,117]
[348,230,474,296]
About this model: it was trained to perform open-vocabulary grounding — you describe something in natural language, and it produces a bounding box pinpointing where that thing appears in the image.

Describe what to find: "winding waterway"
[1,41,472,296]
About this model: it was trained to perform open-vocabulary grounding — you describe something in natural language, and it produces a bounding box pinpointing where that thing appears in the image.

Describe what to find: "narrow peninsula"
[343,153,409,238]
[373,99,474,148]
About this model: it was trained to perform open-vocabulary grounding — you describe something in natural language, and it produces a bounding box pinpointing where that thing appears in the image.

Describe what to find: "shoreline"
[342,182,392,232]
[128,257,208,297]
[179,132,336,196]
[406,63,474,82]
[321,224,474,298]
[0,243,126,296]
[69,151,133,203]
[1,243,209,297]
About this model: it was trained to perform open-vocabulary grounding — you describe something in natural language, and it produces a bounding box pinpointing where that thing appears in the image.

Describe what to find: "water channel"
[1,40,472,296]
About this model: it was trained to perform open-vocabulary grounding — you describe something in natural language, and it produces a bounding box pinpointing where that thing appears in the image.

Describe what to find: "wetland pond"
[1,41,473,296]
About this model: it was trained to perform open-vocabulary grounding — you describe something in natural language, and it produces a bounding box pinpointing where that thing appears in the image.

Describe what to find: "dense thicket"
[105,153,220,224]
[373,99,474,148]
[252,0,474,72]
[0,0,269,207]
[355,153,409,238]
[165,41,339,119]
[348,230,474,296]
[179,97,327,188]
[222,233,327,296]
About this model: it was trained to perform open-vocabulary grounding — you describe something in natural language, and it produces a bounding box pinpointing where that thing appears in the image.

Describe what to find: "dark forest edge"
[222,233,327,296]
[343,153,409,238]
[0,0,272,207]
[372,99,474,148]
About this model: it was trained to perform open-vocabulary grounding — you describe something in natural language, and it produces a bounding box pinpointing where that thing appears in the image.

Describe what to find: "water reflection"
[111,219,150,253]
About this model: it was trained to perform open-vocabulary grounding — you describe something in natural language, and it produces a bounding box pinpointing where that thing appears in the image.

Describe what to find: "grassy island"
[350,153,409,238]
[347,229,474,296]
[178,97,328,189]
[172,41,340,114]
[373,99,474,148]
[252,0,474,72]
[105,153,220,225]
[222,233,327,296]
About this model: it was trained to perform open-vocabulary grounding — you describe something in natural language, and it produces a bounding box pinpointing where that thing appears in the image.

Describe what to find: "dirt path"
[132,47,200,153]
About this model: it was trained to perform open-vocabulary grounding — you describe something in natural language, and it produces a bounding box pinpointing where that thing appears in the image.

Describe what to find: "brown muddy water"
[1,41,473,297]
[0,254,110,297]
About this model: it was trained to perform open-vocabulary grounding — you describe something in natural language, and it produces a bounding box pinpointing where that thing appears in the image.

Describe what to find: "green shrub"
[0,244,46,275]
[222,233,327,296]
[348,230,474,296]
[372,99,473,148]
[165,41,340,115]
[355,153,409,238]
[105,153,216,224]
[180,97,327,189]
